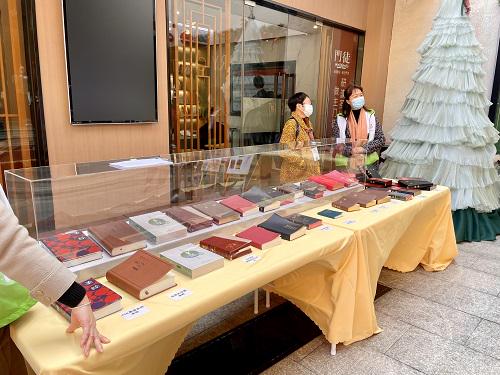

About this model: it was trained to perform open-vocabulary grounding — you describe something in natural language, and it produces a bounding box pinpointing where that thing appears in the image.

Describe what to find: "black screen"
[64,0,157,124]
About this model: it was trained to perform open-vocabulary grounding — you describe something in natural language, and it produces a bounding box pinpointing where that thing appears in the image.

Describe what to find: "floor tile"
[466,319,500,360]
[451,251,479,268]
[302,343,422,375]
[262,357,317,375]
[386,326,500,375]
[375,289,481,344]
[290,335,327,362]
[468,256,500,278]
[460,242,500,261]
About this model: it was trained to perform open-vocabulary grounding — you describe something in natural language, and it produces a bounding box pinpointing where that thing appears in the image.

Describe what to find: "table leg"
[254,289,259,314]
[265,290,270,308]
[330,343,336,356]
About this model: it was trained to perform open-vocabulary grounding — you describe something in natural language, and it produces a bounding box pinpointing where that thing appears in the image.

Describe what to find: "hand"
[352,147,365,154]
[463,0,471,15]
[66,296,111,357]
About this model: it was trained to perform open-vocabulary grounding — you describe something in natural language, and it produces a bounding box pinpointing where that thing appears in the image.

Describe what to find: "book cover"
[191,201,240,225]
[257,214,306,241]
[240,186,280,212]
[390,186,421,196]
[236,226,282,250]
[199,235,252,260]
[54,278,122,320]
[366,178,393,187]
[277,184,304,199]
[349,191,377,208]
[40,231,102,267]
[160,244,224,278]
[308,175,344,191]
[88,220,146,256]
[164,206,213,232]
[106,250,176,300]
[285,213,323,229]
[364,189,391,204]
[262,187,295,205]
[129,211,187,244]
[323,170,358,186]
[303,187,324,199]
[331,196,361,212]
[317,209,343,219]
[219,195,259,216]
[389,191,414,201]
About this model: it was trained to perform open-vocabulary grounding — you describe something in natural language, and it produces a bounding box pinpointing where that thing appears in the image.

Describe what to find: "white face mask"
[302,104,314,117]
[351,96,365,110]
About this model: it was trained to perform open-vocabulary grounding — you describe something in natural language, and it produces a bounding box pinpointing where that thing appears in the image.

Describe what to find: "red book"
[323,170,357,187]
[308,176,344,191]
[219,195,259,217]
[236,226,282,250]
[40,231,103,267]
[199,235,252,260]
[54,278,122,320]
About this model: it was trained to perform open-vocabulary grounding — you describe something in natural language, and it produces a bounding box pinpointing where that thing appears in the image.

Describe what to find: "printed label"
[169,288,193,301]
[121,304,150,320]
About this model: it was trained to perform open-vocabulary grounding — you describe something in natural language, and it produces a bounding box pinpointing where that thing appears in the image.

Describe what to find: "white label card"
[243,255,261,264]
[121,304,150,321]
[169,288,193,301]
[311,147,320,161]
[320,225,333,231]
[344,219,357,225]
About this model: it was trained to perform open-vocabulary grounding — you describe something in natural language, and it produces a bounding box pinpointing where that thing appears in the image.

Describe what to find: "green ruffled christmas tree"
[381,0,500,242]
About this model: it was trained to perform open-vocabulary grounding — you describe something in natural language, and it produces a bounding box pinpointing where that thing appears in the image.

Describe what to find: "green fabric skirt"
[452,208,500,243]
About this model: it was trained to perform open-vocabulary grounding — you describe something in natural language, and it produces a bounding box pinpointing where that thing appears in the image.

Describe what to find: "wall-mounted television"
[63,0,157,124]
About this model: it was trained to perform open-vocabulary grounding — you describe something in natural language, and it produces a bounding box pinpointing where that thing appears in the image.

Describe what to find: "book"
[364,189,391,204]
[398,178,434,189]
[257,214,306,241]
[277,184,304,199]
[106,250,176,300]
[349,191,377,208]
[366,178,393,187]
[389,191,414,201]
[300,181,326,192]
[236,226,282,250]
[303,187,324,199]
[160,244,224,278]
[308,175,344,191]
[331,195,361,212]
[191,201,240,225]
[262,187,295,206]
[285,213,323,229]
[323,170,358,187]
[240,186,281,212]
[163,206,213,232]
[317,209,343,219]
[219,195,259,217]
[88,220,147,256]
[40,231,103,267]
[54,278,122,320]
[390,186,421,196]
[129,211,187,244]
[199,235,253,260]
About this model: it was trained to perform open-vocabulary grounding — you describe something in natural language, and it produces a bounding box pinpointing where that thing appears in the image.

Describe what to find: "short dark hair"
[288,92,309,112]
[253,76,264,89]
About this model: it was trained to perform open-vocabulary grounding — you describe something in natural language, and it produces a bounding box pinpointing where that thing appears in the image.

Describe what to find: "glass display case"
[4,139,367,279]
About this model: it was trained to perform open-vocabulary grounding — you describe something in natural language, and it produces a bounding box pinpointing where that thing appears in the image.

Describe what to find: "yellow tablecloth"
[268,186,457,345]
[11,225,355,375]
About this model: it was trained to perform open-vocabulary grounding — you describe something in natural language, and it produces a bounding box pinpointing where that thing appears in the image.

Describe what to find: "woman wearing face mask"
[332,84,385,168]
[279,92,320,183]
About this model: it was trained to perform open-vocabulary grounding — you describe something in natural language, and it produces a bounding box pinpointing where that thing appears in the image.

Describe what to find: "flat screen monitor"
[63,0,157,124]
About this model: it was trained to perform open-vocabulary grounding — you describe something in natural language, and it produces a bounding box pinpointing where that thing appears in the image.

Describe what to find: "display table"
[11,187,457,375]
[11,225,356,375]
[268,186,458,345]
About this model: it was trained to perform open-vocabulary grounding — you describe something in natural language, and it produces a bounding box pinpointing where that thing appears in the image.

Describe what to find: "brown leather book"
[192,201,240,225]
[199,235,252,260]
[349,191,377,208]
[88,220,146,256]
[365,189,391,204]
[106,250,176,300]
[164,206,213,232]
[331,195,361,212]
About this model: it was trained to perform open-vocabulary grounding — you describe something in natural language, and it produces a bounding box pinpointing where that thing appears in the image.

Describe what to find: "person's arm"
[280,119,307,166]
[0,201,110,356]
[363,116,385,155]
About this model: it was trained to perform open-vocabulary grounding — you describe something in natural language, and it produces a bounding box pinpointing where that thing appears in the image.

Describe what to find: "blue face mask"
[351,96,365,110]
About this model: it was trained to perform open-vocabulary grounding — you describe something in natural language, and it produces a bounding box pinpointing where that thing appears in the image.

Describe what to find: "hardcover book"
[236,226,282,250]
[299,181,326,192]
[262,187,295,206]
[219,195,259,216]
[303,187,324,199]
[349,191,377,208]
[285,213,323,229]
[191,201,240,225]
[199,235,253,260]
[240,186,280,212]
[40,231,103,267]
[106,250,176,300]
[389,191,414,201]
[88,220,147,256]
[163,206,213,232]
[323,170,358,187]
[364,189,391,204]
[331,195,361,212]
[308,175,344,191]
[390,186,421,196]
[398,178,434,189]
[129,211,187,244]
[317,209,343,219]
[160,244,224,278]
[54,278,122,320]
[277,184,304,199]
[257,214,306,241]
[366,178,393,187]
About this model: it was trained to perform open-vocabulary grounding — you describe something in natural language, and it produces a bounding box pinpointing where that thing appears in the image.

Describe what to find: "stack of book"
[40,231,103,267]
[258,214,306,241]
[219,195,259,217]
[164,206,213,232]
[331,195,361,212]
[277,184,304,199]
[129,211,187,244]
[323,170,358,187]
[191,201,240,225]
[300,181,325,199]
[160,244,224,278]
[200,235,253,260]
[88,220,147,256]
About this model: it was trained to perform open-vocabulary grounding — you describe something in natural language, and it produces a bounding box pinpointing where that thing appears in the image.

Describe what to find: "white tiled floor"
[263,237,500,375]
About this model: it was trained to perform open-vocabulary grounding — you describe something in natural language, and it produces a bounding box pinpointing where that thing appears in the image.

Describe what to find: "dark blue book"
[317,209,343,219]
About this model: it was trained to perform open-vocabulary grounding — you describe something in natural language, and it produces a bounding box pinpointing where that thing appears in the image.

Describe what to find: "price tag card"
[320,225,333,231]
[391,200,401,205]
[121,304,150,321]
[169,288,193,301]
[343,219,357,225]
[311,147,320,161]
[416,195,427,199]
[242,254,261,264]
[370,208,380,213]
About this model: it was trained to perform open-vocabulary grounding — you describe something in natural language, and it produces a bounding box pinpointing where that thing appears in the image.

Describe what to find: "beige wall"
[384,0,500,137]
[35,0,169,165]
